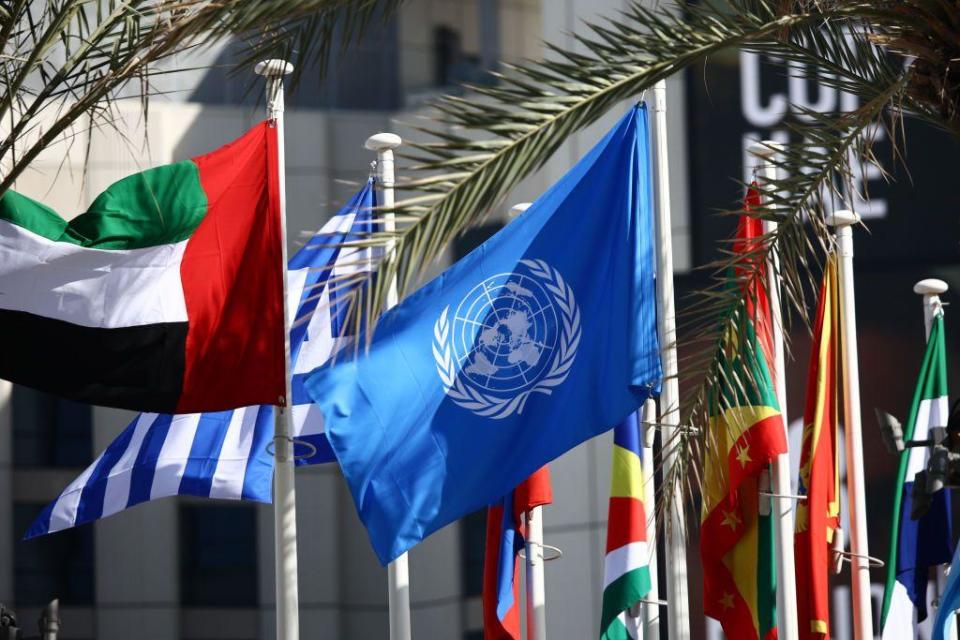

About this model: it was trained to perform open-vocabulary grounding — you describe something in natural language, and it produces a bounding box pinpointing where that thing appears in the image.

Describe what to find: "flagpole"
[365,132,413,640]
[915,279,947,338]
[827,210,874,640]
[652,78,691,640]
[749,141,799,640]
[509,201,549,640]
[641,398,661,639]
[914,278,949,605]
[255,58,300,640]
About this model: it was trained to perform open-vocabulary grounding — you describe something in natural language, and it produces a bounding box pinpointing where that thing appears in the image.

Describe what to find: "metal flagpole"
[826,209,874,640]
[652,78,691,640]
[364,132,413,640]
[914,278,949,605]
[509,201,549,640]
[641,398,661,639]
[748,141,799,640]
[255,58,300,640]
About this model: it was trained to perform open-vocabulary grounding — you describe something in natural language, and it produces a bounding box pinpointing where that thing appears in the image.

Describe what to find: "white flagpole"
[364,132,413,640]
[509,201,549,640]
[914,278,949,605]
[652,79,691,640]
[748,141,799,640]
[641,398,661,639]
[915,279,947,338]
[827,210,874,640]
[255,58,300,640]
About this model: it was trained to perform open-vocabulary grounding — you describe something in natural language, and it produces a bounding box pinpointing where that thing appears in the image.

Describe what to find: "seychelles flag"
[880,311,953,638]
[600,412,652,640]
[0,123,285,413]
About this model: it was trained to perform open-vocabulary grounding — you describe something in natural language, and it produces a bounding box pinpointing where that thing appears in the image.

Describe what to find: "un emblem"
[433,259,581,419]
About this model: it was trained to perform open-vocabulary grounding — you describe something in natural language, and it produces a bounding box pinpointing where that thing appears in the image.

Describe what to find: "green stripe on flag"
[0,160,207,249]
[881,314,948,626]
[600,565,651,638]
[600,617,634,640]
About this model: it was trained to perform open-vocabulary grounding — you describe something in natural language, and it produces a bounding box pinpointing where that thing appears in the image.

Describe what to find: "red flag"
[794,255,841,639]
[482,467,552,639]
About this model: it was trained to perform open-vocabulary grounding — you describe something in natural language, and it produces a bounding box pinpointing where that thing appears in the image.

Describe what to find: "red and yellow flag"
[794,255,841,639]
[700,186,787,640]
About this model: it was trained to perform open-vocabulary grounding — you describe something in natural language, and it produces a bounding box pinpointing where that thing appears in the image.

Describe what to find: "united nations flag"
[305,106,662,564]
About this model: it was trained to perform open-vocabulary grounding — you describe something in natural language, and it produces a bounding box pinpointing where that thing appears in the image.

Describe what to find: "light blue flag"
[305,106,662,564]
[933,543,960,640]
[26,182,376,538]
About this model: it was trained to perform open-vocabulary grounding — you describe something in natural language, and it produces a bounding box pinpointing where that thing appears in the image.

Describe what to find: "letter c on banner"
[740,51,787,128]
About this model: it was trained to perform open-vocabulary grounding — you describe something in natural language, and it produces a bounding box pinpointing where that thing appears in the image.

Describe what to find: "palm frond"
[0,0,404,194]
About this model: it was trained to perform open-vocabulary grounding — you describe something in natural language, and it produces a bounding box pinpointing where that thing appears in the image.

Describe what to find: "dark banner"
[685,49,960,268]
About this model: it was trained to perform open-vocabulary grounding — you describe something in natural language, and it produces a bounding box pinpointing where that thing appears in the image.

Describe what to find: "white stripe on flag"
[150,413,201,499]
[616,611,642,640]
[0,219,189,328]
[209,408,260,500]
[603,541,649,589]
[47,453,103,533]
[100,412,155,518]
[881,579,918,640]
[292,403,324,436]
[907,396,949,478]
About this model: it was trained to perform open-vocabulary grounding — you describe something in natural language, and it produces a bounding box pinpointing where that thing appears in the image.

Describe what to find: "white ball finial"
[509,202,532,218]
[748,140,785,160]
[364,133,402,151]
[254,59,294,77]
[825,209,860,228]
[914,279,948,296]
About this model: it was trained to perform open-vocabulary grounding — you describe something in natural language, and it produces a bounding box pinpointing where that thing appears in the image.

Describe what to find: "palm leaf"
[0,0,404,194]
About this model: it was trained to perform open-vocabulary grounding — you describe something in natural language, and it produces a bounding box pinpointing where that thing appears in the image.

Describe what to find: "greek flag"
[25,182,376,538]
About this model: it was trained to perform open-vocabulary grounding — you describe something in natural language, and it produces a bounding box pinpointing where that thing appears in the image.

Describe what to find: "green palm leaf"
[0,0,403,194]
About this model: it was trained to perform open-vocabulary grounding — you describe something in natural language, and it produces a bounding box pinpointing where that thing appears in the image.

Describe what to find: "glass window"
[12,386,92,468]
[13,503,95,606]
[179,504,258,607]
[460,509,487,598]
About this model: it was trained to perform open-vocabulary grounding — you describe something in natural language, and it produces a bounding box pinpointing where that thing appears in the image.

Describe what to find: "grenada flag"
[794,255,841,639]
[700,189,786,640]
[0,123,285,413]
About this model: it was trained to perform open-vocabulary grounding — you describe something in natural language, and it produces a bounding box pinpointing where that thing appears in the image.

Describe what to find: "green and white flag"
[880,312,954,638]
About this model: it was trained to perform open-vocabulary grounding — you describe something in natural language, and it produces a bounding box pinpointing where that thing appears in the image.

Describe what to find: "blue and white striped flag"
[26,182,376,538]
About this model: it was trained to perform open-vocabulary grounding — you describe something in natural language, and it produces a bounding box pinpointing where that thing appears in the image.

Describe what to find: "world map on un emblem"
[452,272,558,394]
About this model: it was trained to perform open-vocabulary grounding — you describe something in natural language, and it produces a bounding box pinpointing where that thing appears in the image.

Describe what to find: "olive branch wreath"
[432,259,582,420]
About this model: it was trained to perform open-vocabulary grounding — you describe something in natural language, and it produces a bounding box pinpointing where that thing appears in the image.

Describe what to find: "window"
[460,509,487,598]
[12,386,92,468]
[453,223,503,261]
[13,503,95,606]
[180,504,258,607]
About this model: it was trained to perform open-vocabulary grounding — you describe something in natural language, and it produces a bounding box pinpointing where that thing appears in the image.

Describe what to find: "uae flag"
[0,122,285,414]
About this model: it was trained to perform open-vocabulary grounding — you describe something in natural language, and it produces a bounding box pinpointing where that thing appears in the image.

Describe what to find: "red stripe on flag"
[605,496,647,553]
[177,121,285,413]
